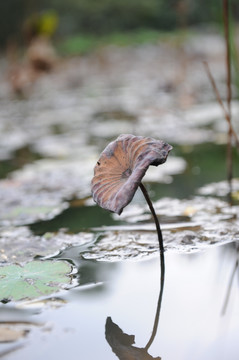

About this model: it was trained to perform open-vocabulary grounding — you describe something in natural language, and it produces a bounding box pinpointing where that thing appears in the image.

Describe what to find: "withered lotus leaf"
[91,134,172,215]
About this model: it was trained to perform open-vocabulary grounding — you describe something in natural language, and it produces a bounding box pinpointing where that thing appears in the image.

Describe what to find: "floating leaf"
[91,134,172,215]
[0,326,27,343]
[82,196,239,261]
[198,179,239,198]
[0,226,92,265]
[0,261,72,302]
[0,154,98,226]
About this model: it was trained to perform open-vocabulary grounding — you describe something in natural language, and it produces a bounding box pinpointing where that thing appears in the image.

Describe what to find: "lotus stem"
[139,182,164,254]
[139,182,165,351]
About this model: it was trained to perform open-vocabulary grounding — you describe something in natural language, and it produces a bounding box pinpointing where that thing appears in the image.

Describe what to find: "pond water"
[0,33,239,359]
[1,242,239,360]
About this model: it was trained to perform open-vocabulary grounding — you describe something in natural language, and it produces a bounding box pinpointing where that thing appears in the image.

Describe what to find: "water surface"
[1,242,238,360]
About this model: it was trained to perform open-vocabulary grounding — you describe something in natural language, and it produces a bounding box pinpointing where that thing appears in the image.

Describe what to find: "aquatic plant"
[204,0,239,200]
[0,260,72,302]
[92,134,172,351]
[91,133,172,253]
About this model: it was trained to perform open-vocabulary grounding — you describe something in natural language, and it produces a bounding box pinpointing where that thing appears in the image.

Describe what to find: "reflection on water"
[0,242,239,360]
[221,242,239,315]
[105,317,161,360]
[105,251,165,360]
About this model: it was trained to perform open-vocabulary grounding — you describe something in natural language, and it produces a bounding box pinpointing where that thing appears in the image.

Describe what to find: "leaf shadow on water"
[105,251,165,360]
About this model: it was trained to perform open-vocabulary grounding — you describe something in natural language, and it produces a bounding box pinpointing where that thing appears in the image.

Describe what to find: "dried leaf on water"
[0,326,27,343]
[198,179,239,198]
[0,156,97,226]
[0,227,92,265]
[84,196,239,261]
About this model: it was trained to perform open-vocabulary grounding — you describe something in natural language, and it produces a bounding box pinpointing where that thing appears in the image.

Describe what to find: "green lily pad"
[0,260,72,302]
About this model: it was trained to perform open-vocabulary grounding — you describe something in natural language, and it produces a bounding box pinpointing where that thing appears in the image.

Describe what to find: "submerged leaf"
[91,134,172,215]
[0,260,72,302]
[0,326,27,343]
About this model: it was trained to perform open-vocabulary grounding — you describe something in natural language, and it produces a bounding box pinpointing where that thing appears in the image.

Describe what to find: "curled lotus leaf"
[91,134,172,215]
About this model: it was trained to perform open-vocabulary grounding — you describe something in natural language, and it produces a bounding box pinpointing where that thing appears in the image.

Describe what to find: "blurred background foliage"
[1,0,239,51]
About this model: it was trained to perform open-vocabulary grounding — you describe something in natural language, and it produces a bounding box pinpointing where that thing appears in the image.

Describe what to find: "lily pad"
[0,178,69,226]
[0,260,72,302]
[0,226,93,265]
[0,156,97,226]
[198,179,239,198]
[0,326,27,343]
[84,196,239,260]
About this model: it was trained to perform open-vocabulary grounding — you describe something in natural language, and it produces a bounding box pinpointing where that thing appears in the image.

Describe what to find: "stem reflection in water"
[105,250,165,359]
[144,250,165,352]
[221,243,239,315]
